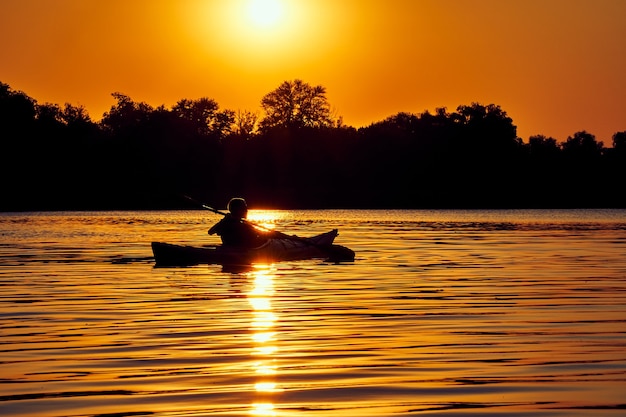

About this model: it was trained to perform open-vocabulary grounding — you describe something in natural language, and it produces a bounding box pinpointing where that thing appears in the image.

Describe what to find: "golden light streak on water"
[250,298,272,311]
[248,266,280,415]
[248,209,286,231]
[250,402,276,416]
[255,363,277,375]
[251,312,277,329]
[1,210,626,416]
[252,331,276,343]
[255,382,282,392]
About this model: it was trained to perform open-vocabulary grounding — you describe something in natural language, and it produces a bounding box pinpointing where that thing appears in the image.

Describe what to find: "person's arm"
[208,218,225,235]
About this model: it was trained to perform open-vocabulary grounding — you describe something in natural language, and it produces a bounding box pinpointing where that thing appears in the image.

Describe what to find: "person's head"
[227,197,248,218]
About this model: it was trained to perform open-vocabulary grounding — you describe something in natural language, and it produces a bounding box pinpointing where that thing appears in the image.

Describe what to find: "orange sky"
[1,0,624,145]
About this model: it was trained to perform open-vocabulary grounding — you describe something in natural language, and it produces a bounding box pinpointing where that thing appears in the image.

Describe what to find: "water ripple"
[1,210,625,416]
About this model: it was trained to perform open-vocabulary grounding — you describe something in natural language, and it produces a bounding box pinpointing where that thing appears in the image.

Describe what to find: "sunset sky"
[1,0,624,145]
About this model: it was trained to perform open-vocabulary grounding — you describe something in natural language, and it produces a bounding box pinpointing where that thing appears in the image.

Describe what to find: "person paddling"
[208,197,282,248]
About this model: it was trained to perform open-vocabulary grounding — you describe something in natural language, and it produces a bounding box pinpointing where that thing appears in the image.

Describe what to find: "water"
[1,209,625,416]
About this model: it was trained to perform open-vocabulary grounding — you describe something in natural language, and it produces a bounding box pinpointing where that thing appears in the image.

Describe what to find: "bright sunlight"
[247,0,283,29]
[185,0,330,71]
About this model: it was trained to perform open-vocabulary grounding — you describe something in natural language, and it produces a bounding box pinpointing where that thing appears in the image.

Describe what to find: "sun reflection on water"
[250,402,275,416]
[247,266,282,416]
[247,209,286,231]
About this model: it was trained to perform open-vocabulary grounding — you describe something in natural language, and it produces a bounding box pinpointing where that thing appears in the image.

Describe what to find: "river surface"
[1,209,625,416]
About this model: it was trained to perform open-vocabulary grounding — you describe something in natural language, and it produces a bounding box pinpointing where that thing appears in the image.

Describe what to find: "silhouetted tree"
[561,131,604,160]
[1,83,37,210]
[528,134,560,160]
[61,103,93,126]
[231,109,258,140]
[36,102,63,124]
[32,101,97,141]
[607,131,626,206]
[100,92,154,134]
[0,82,36,132]
[557,131,606,206]
[171,97,234,139]
[521,135,563,206]
[454,103,520,153]
[612,131,626,154]
[60,103,100,145]
[259,79,334,131]
[33,102,66,146]
[2,79,625,210]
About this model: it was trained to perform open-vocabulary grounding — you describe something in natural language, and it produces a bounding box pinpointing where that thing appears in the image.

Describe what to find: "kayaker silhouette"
[152,195,355,266]
[208,197,280,248]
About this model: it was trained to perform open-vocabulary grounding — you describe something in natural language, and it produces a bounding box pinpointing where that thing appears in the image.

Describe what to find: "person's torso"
[219,217,266,248]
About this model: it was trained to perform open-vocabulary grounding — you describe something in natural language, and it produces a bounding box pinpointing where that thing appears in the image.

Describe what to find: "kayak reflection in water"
[208,197,283,249]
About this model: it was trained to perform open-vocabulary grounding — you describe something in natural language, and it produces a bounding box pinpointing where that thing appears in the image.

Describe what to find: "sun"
[246,0,283,29]
[186,0,323,68]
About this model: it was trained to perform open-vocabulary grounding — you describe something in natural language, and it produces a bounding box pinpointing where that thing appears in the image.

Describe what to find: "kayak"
[151,229,354,267]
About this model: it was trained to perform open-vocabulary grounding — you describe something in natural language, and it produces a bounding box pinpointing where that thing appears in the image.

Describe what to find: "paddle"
[181,195,355,262]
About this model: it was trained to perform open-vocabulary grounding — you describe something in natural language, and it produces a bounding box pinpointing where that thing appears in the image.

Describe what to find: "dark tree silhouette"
[61,103,92,125]
[561,131,604,160]
[528,135,560,158]
[557,131,607,206]
[100,92,155,134]
[607,131,626,206]
[611,131,626,154]
[0,82,36,133]
[454,103,520,154]
[259,79,334,131]
[231,109,258,140]
[171,97,234,139]
[1,79,625,210]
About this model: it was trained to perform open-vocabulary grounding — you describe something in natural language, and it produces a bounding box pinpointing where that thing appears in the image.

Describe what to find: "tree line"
[1,79,625,211]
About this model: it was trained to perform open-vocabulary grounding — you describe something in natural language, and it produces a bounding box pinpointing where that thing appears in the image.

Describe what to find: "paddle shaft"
[182,195,355,262]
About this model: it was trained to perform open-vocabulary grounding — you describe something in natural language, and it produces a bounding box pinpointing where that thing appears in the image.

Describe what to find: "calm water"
[1,209,626,417]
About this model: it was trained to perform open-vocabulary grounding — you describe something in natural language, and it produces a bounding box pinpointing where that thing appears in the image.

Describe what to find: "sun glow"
[248,210,285,232]
[187,0,322,70]
[247,0,283,29]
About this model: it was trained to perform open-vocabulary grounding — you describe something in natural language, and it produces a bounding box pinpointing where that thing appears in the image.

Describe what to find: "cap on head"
[227,197,248,216]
